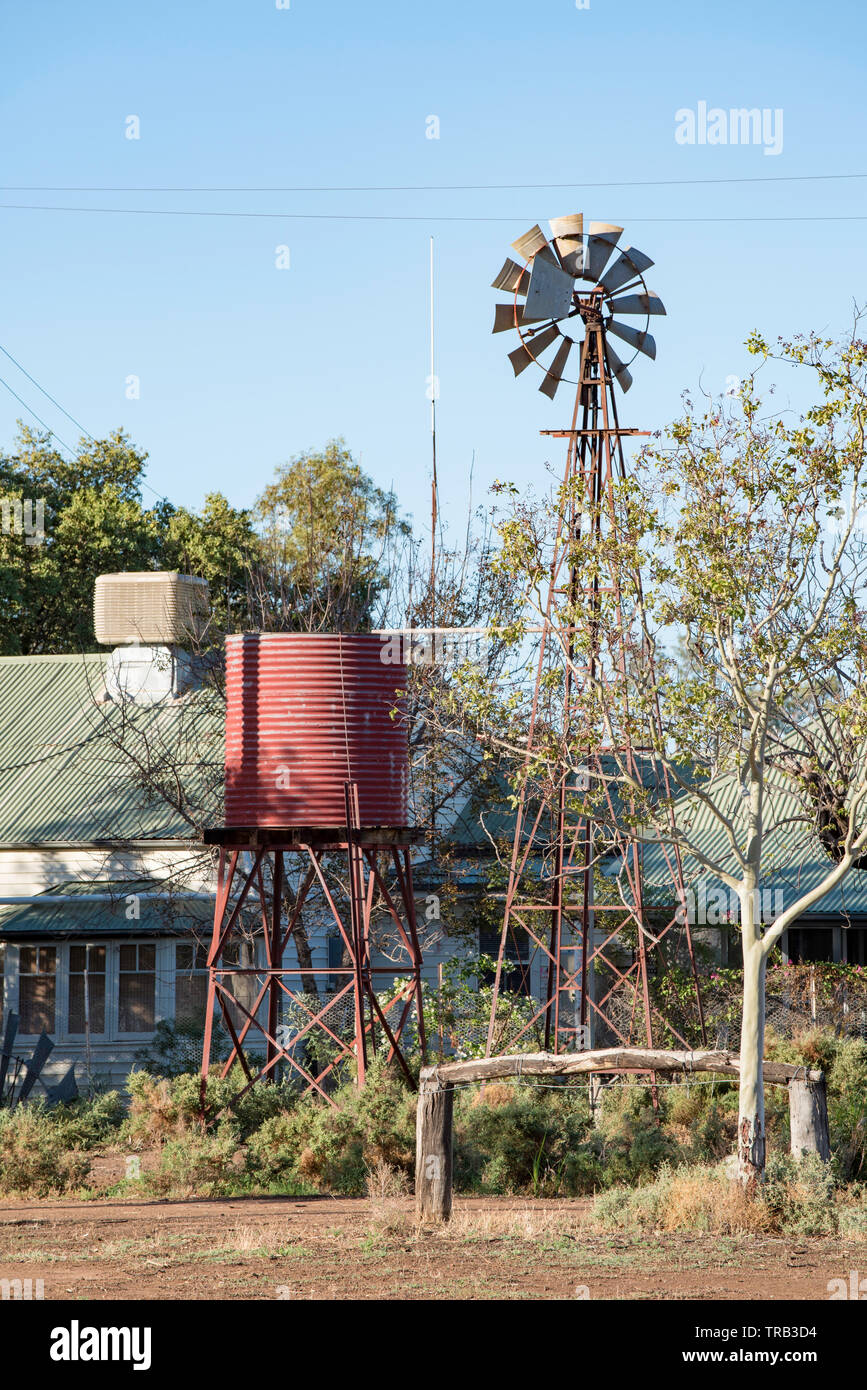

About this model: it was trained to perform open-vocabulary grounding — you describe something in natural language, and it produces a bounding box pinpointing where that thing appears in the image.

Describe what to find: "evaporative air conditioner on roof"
[94,571,210,646]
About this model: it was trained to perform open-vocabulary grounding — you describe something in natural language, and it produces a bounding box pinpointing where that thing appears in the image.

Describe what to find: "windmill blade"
[524,255,575,324]
[583,222,623,283]
[44,1063,78,1107]
[605,342,633,393]
[16,1029,54,1104]
[493,302,541,333]
[508,324,560,377]
[606,319,657,359]
[539,336,574,399]
[608,291,667,317]
[511,225,558,266]
[599,245,655,295]
[491,257,530,296]
[549,214,584,277]
[0,1009,18,1104]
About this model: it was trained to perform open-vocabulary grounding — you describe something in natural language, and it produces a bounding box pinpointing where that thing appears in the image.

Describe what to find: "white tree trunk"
[738,929,767,1190]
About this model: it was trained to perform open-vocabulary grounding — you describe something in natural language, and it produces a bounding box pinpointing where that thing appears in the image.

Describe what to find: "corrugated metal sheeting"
[0,653,222,843]
[0,880,214,938]
[224,633,409,827]
[633,764,867,916]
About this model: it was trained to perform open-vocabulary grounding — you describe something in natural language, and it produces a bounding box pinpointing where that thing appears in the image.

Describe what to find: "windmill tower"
[485,215,706,1057]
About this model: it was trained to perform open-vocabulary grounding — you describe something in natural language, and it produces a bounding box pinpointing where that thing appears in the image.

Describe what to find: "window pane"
[19,973,55,1034]
[479,928,531,995]
[68,945,107,1035]
[176,973,208,1028]
[20,946,37,974]
[118,973,155,1032]
[68,973,106,1035]
[176,943,194,970]
[119,944,137,972]
[139,944,155,971]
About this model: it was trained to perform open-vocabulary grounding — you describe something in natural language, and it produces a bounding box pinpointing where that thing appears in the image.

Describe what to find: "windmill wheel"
[491,214,665,397]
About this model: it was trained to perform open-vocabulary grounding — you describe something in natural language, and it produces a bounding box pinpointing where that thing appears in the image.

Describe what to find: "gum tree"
[471,322,867,1188]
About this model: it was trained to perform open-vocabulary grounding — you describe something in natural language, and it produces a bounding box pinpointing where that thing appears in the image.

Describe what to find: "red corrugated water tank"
[224,633,410,827]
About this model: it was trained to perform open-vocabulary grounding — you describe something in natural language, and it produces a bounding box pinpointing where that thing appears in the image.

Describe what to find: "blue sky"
[1,0,865,541]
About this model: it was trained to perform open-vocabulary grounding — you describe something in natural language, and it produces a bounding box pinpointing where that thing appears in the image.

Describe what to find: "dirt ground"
[0,1194,863,1300]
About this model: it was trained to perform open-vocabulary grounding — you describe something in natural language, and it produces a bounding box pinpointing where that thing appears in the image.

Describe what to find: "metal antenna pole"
[429,235,438,610]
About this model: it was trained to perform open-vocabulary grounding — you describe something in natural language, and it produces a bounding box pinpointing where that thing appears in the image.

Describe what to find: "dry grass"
[365,1160,412,1236]
[657,1171,775,1235]
[443,1205,585,1243]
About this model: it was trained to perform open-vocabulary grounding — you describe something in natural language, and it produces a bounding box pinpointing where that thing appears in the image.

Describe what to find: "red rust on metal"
[224,633,409,828]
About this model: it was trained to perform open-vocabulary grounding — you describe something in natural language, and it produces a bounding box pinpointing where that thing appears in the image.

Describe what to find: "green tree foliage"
[253,437,408,631]
[0,426,257,653]
[465,321,867,1186]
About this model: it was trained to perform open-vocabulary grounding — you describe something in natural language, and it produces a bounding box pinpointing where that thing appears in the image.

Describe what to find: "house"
[636,763,867,966]
[0,638,224,1088]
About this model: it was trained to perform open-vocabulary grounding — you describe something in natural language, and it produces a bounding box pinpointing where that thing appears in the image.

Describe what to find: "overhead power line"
[0,343,94,442]
[1,171,866,193]
[1,202,867,225]
[0,371,75,455]
[0,343,168,506]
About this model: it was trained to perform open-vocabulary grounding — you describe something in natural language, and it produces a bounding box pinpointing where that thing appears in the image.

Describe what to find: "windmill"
[485,215,706,1059]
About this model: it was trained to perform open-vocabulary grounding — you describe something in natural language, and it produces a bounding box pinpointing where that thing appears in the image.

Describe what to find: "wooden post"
[415,1071,453,1221]
[789,1074,831,1162]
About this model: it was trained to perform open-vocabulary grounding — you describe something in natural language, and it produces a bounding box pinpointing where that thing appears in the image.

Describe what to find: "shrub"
[133,1020,211,1078]
[827,1038,867,1181]
[592,1083,681,1187]
[40,1092,126,1151]
[0,1106,91,1196]
[589,1160,829,1236]
[761,1152,839,1237]
[142,1120,245,1199]
[454,1080,594,1195]
[124,1067,297,1145]
[246,1058,416,1195]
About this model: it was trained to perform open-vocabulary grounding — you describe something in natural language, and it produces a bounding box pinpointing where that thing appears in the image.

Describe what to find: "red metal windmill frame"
[486,291,706,1059]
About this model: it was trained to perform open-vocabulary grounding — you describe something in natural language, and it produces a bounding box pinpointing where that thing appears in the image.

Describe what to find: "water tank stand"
[199,801,427,1109]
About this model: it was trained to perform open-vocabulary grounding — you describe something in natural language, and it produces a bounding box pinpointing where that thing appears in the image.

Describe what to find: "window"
[845,929,867,966]
[479,926,531,995]
[0,944,4,1032]
[18,946,56,1034]
[786,928,834,964]
[118,943,156,1032]
[68,945,106,1035]
[219,937,258,1030]
[327,935,348,993]
[175,941,209,1026]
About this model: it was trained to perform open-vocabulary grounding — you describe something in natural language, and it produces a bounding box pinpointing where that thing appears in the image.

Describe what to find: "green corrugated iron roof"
[629,763,867,918]
[0,654,224,844]
[0,880,214,939]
